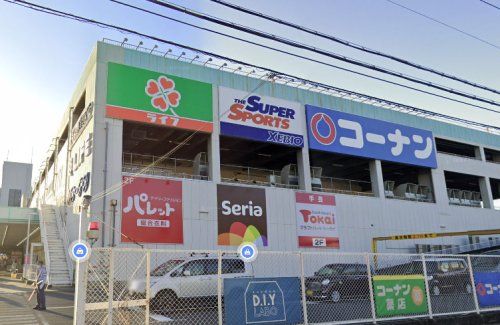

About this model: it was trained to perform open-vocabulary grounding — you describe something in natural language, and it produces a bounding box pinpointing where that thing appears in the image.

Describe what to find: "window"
[205,259,219,275]
[8,189,22,207]
[183,260,205,276]
[222,259,245,274]
[343,265,358,275]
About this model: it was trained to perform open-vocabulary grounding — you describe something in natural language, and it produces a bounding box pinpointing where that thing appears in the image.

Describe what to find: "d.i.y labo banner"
[295,192,339,248]
[219,87,304,147]
[121,176,183,244]
[106,62,213,132]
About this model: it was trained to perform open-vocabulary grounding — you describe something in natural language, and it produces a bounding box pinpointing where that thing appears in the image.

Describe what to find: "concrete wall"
[0,161,32,207]
[30,42,500,254]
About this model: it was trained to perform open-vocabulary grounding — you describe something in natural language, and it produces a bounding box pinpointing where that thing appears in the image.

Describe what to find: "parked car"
[129,254,253,311]
[305,263,370,302]
[377,258,472,296]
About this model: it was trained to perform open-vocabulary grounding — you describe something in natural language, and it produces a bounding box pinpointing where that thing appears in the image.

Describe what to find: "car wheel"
[432,286,440,296]
[465,283,472,294]
[330,290,341,303]
[154,290,178,312]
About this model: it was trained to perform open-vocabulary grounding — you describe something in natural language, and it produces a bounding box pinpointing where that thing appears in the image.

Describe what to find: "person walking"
[33,261,47,311]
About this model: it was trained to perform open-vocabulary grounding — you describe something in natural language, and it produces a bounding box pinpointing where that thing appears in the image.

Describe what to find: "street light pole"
[73,195,91,325]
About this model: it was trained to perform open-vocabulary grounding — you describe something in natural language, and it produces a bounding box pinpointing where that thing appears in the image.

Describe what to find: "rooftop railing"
[314,176,374,197]
[220,164,299,189]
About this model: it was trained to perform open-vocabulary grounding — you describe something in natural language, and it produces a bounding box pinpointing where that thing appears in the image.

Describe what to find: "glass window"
[183,260,205,276]
[343,265,358,275]
[205,259,218,275]
[8,189,22,207]
[151,259,184,277]
[222,259,245,274]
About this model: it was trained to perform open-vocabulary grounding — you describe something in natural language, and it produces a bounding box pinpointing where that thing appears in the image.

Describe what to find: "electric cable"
[210,0,500,96]
[4,0,499,133]
[386,0,500,50]
[109,0,496,113]
[480,0,500,10]
[145,0,500,108]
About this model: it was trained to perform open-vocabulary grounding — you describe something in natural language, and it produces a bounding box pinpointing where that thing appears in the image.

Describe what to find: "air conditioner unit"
[280,164,298,186]
[394,183,418,200]
[310,167,323,191]
[447,188,461,205]
[416,185,432,201]
[471,191,482,207]
[193,152,208,178]
[384,181,395,198]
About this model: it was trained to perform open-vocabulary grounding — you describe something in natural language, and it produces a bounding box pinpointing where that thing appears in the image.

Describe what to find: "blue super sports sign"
[306,105,437,168]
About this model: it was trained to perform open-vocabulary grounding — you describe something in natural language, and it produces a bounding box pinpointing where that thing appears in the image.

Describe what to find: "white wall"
[0,161,32,206]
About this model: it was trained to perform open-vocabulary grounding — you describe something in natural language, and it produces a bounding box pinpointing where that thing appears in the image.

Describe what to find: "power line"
[109,0,496,113]
[146,0,500,109]
[210,0,500,96]
[386,0,500,50]
[3,0,500,135]
[480,0,500,10]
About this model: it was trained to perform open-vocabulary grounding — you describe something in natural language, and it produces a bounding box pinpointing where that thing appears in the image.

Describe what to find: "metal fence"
[81,248,500,324]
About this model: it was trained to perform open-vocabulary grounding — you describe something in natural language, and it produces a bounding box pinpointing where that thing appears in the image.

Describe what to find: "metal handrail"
[55,207,74,283]
[220,163,299,189]
[39,205,52,285]
[316,175,374,197]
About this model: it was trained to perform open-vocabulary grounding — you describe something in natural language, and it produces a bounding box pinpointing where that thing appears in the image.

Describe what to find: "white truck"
[129,254,253,311]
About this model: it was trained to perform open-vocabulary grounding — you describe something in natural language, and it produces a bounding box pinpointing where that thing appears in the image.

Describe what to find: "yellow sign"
[391,233,437,240]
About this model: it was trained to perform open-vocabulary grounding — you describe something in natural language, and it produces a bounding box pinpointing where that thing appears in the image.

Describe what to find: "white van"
[129,254,253,310]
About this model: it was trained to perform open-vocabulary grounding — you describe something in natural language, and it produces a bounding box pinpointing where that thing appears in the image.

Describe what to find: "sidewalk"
[0,274,74,324]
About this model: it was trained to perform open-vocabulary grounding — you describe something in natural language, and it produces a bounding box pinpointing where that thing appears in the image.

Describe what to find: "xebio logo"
[310,113,336,145]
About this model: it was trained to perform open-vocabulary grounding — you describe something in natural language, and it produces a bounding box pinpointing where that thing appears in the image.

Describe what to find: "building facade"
[30,41,500,254]
[1,161,32,207]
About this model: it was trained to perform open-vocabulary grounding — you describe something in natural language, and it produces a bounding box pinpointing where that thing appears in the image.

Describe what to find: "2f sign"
[313,238,326,247]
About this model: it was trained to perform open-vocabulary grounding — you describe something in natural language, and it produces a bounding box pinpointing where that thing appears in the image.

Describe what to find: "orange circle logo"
[411,286,424,306]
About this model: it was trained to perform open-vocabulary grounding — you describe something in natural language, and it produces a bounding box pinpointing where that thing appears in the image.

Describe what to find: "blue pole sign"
[474,272,500,307]
[224,277,303,325]
[69,240,91,263]
[306,105,437,168]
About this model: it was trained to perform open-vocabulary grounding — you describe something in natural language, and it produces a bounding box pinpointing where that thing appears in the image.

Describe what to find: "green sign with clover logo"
[373,275,428,317]
[106,62,213,132]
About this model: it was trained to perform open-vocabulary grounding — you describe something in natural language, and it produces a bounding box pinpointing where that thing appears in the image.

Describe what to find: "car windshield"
[151,260,184,276]
[316,265,345,276]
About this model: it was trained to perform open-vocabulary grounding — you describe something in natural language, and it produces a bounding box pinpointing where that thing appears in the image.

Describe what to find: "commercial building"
[0,161,32,207]
[30,40,500,273]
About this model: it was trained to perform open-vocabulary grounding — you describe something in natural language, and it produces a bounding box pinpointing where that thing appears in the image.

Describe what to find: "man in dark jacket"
[34,261,47,311]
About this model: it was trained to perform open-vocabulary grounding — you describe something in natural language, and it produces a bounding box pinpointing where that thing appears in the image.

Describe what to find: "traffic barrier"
[80,248,500,324]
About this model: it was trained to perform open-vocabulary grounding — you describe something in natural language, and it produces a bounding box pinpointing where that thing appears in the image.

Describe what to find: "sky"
[0,0,499,184]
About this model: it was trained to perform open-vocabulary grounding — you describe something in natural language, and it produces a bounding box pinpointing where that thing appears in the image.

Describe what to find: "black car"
[305,263,370,302]
[377,258,472,296]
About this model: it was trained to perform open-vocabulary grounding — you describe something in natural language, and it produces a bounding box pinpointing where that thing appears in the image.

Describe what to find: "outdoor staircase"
[40,205,72,286]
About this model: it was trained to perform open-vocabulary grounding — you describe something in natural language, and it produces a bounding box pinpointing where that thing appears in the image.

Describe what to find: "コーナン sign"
[217,184,268,247]
[121,176,183,244]
[306,105,437,168]
[219,87,304,147]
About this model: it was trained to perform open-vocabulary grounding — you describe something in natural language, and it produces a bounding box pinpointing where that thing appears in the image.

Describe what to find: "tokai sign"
[306,105,437,168]
[106,63,213,132]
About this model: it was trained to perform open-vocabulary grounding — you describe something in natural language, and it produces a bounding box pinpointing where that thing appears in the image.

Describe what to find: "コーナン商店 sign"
[106,63,213,132]
[217,184,268,247]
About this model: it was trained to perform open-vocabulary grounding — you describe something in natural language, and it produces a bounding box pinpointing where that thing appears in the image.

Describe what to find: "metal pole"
[467,255,480,314]
[365,253,377,324]
[145,250,150,325]
[217,250,223,325]
[25,214,31,266]
[421,254,433,319]
[107,249,114,325]
[299,252,309,325]
[73,195,91,325]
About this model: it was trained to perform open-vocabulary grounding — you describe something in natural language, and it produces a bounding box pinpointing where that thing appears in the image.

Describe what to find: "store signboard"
[306,105,437,168]
[106,63,213,132]
[219,87,304,147]
[217,184,268,247]
[295,192,339,248]
[121,176,183,244]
